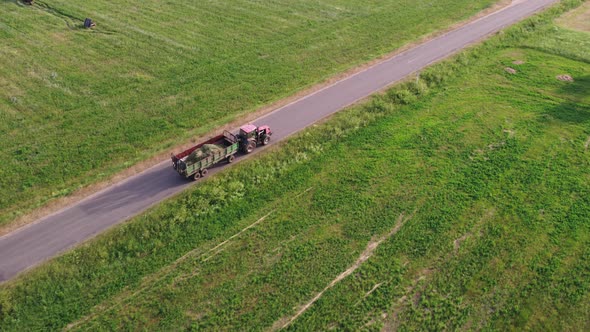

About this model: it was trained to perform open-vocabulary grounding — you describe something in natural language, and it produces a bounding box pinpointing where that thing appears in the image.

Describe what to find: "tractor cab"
[238,124,272,153]
[239,124,258,140]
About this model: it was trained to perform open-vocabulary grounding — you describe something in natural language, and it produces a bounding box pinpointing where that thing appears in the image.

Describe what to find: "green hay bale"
[185,144,223,163]
[201,144,223,153]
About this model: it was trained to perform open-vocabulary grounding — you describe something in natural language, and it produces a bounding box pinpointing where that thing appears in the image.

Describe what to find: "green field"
[1,0,589,330]
[0,0,498,227]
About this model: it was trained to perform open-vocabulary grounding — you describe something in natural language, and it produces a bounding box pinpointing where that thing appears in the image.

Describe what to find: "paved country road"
[0,0,558,282]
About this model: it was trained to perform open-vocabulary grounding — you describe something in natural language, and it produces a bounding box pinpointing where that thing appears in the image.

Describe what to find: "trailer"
[171,131,238,180]
[171,125,272,180]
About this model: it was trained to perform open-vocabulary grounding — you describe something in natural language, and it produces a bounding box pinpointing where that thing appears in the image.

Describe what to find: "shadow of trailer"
[171,131,238,180]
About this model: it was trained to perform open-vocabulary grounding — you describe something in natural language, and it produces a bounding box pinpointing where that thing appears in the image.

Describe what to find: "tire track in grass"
[65,210,275,331]
[66,186,314,329]
[382,208,496,328]
[93,12,195,51]
[271,212,411,331]
[34,1,80,29]
[381,268,434,331]
[48,1,196,52]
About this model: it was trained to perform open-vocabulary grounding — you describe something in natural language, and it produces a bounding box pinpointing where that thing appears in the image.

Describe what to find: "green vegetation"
[0,0,498,227]
[557,0,590,31]
[1,0,589,330]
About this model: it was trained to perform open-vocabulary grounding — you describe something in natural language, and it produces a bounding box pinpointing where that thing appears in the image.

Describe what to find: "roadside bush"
[387,88,418,105]
[366,97,393,114]
[421,67,452,87]
[406,79,429,96]
[0,293,12,322]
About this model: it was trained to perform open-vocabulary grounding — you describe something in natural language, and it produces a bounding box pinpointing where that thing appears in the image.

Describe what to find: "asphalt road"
[0,0,558,282]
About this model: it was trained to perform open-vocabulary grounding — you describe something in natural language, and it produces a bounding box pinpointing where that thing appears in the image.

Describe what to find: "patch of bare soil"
[585,137,590,151]
[454,233,471,252]
[512,60,525,65]
[271,213,410,331]
[2,0,516,237]
[505,67,517,74]
[556,74,574,82]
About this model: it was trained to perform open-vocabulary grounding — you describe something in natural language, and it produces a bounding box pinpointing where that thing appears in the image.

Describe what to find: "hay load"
[185,144,223,163]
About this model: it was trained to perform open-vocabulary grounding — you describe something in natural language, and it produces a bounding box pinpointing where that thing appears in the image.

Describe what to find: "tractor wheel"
[227,155,235,163]
[263,136,270,145]
[193,172,201,181]
[201,169,208,177]
[246,141,256,153]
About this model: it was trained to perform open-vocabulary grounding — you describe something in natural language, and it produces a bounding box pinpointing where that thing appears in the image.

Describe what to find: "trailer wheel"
[193,172,201,181]
[200,169,208,177]
[227,155,235,163]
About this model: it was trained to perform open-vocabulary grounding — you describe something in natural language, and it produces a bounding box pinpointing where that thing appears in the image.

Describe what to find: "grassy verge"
[1,0,589,330]
[0,0,498,227]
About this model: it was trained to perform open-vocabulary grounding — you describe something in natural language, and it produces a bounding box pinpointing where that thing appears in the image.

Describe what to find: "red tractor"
[237,124,272,153]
